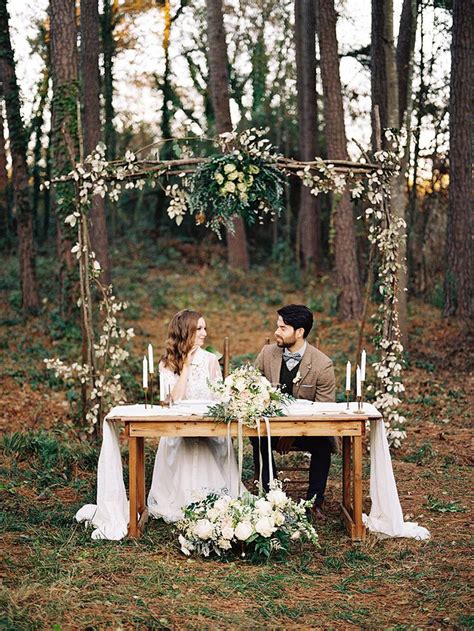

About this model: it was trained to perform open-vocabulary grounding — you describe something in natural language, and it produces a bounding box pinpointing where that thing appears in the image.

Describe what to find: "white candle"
[361,349,366,381]
[356,366,362,397]
[345,361,351,391]
[143,356,148,389]
[148,344,154,374]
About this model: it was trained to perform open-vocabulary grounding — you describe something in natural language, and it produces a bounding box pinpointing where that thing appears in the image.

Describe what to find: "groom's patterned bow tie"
[283,349,302,371]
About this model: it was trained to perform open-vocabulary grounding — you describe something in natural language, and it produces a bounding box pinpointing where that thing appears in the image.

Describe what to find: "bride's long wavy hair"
[161,309,202,374]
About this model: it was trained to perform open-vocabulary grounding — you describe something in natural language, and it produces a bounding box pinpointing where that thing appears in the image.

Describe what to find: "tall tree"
[205,0,250,271]
[0,1,40,311]
[295,0,320,268]
[50,0,80,314]
[101,0,117,162]
[0,98,10,247]
[371,0,417,344]
[316,0,362,319]
[444,0,472,318]
[81,0,111,284]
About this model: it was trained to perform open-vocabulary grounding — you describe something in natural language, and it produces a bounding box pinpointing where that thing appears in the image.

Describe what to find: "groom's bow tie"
[283,349,302,370]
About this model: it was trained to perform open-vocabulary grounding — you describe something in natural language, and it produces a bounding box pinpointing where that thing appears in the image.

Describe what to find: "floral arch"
[45,128,407,447]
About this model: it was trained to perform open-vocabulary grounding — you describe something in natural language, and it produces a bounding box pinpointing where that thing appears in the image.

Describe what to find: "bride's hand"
[184,345,199,367]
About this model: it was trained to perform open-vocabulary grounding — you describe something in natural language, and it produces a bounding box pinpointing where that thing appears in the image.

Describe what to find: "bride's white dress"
[147,348,244,522]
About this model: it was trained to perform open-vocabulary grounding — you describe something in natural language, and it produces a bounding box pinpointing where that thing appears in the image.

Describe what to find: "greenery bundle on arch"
[166,129,285,237]
[188,152,284,236]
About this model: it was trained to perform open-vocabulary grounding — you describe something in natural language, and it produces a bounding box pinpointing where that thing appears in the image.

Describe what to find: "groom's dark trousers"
[251,436,332,507]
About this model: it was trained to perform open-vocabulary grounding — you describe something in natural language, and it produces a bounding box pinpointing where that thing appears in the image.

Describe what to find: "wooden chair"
[222,336,230,377]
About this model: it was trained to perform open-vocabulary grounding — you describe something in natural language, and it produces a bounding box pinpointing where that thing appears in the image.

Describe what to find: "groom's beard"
[275,336,297,348]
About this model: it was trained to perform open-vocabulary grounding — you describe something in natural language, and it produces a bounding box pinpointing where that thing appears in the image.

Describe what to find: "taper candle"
[148,344,154,374]
[345,361,351,391]
[361,349,366,381]
[356,365,361,397]
[143,356,148,389]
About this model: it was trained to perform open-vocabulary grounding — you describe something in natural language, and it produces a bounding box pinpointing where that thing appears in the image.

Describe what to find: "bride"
[147,309,244,522]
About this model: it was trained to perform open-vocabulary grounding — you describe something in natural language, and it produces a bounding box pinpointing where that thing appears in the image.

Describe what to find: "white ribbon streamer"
[263,416,274,484]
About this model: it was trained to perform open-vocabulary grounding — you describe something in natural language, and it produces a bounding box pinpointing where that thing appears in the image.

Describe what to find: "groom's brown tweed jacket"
[255,342,337,450]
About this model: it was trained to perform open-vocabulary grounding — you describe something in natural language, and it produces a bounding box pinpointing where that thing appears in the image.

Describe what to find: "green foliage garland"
[188,150,285,237]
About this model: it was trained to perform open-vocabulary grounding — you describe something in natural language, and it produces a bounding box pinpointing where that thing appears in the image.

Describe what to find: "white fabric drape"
[75,418,128,540]
[363,418,430,540]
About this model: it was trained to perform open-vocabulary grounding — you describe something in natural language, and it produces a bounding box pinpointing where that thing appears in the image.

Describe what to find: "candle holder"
[144,386,148,409]
[149,373,154,408]
[345,389,350,410]
[354,396,365,413]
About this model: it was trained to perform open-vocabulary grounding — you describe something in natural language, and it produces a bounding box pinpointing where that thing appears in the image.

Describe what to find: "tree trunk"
[444,0,472,318]
[0,0,40,311]
[393,0,417,343]
[0,98,10,246]
[317,0,362,319]
[205,0,250,271]
[101,0,116,162]
[295,0,320,269]
[50,0,80,315]
[371,0,389,149]
[371,0,416,346]
[81,0,111,284]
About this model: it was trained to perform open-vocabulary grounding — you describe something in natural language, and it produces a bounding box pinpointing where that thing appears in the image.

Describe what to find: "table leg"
[342,436,351,516]
[137,437,145,514]
[129,436,138,538]
[353,434,365,540]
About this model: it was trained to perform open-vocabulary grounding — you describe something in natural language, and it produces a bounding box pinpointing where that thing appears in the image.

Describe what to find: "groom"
[252,304,336,519]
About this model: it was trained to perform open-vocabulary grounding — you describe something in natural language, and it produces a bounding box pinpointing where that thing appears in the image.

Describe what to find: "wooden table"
[117,409,373,541]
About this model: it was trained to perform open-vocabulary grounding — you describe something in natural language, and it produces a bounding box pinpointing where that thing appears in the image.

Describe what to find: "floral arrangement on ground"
[207,364,293,428]
[176,480,318,560]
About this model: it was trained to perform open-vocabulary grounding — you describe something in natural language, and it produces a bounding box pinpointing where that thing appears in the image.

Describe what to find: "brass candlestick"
[354,382,365,414]
[144,386,148,409]
[149,373,154,408]
[345,389,350,410]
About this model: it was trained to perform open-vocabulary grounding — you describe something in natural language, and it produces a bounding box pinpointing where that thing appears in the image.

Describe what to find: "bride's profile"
[147,309,243,522]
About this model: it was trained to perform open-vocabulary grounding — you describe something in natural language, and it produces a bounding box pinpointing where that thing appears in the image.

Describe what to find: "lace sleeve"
[208,353,223,383]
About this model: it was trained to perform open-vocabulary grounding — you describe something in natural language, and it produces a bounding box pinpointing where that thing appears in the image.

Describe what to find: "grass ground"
[0,243,472,630]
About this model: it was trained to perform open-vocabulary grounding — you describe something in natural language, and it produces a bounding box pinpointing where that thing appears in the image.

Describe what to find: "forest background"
[0,0,472,629]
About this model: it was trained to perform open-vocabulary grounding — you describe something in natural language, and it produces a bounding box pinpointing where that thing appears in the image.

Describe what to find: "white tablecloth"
[75,401,430,541]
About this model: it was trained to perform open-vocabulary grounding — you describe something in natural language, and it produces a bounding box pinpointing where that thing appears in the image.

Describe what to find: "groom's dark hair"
[277,304,313,338]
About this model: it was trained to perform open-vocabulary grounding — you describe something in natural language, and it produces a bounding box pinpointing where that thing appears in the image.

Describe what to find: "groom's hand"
[276,437,295,454]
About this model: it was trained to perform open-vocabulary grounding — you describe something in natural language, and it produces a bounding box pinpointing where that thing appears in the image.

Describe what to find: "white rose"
[222,181,236,194]
[221,526,234,540]
[207,508,220,521]
[267,489,288,508]
[234,521,253,541]
[255,516,276,538]
[193,519,214,540]
[234,377,247,392]
[218,538,232,550]
[291,531,301,540]
[255,498,273,515]
[273,511,285,526]
[214,495,232,512]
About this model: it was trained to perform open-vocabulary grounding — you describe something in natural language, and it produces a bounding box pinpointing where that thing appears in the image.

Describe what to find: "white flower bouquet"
[176,481,319,560]
[207,364,292,428]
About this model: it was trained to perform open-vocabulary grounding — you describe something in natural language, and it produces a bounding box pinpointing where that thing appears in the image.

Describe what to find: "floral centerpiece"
[207,364,292,428]
[176,480,318,560]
